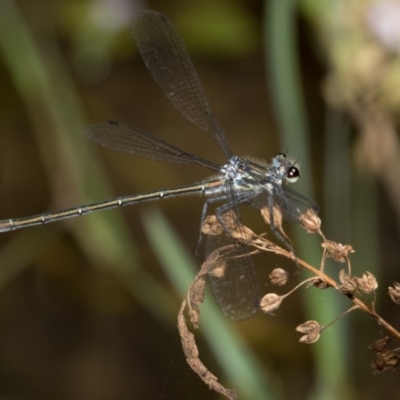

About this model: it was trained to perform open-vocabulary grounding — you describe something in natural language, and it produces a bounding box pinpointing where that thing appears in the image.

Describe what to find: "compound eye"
[286,166,300,183]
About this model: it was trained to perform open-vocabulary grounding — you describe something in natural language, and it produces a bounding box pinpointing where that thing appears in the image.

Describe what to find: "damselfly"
[0,10,318,320]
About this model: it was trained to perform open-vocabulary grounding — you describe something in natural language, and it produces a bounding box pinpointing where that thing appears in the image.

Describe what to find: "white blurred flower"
[367,0,400,52]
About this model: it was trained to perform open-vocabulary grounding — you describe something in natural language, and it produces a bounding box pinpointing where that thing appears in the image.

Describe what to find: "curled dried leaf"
[299,208,321,234]
[355,272,378,294]
[260,293,283,314]
[269,268,289,286]
[388,282,400,304]
[322,240,355,263]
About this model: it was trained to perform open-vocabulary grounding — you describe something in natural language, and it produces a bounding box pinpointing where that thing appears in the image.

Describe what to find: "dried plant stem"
[252,237,400,340]
[177,300,238,400]
[177,246,239,399]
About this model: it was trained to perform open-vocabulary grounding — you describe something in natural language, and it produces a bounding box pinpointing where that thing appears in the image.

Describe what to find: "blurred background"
[0,0,400,399]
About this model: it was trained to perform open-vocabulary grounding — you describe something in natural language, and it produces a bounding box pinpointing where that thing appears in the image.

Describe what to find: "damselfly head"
[272,153,301,184]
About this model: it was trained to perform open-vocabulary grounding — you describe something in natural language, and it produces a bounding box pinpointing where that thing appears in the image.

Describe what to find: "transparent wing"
[132,10,232,159]
[251,186,318,223]
[206,231,260,321]
[203,194,260,321]
[280,186,319,221]
[84,121,219,170]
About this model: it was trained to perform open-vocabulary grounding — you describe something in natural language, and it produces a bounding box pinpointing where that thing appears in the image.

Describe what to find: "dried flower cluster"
[177,207,400,400]
[370,336,400,373]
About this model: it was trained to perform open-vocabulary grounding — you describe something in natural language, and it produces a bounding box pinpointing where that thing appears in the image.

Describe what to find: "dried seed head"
[201,211,239,236]
[260,293,283,314]
[201,215,224,236]
[369,337,400,373]
[310,278,330,290]
[201,211,253,244]
[299,331,320,344]
[296,320,320,333]
[388,282,400,304]
[221,210,254,244]
[339,269,358,295]
[230,225,254,244]
[322,240,355,263]
[372,349,400,373]
[260,205,283,228]
[369,336,393,353]
[260,206,292,243]
[269,268,289,286]
[208,259,227,278]
[299,209,321,234]
[296,320,321,344]
[222,210,250,238]
[355,272,378,294]
[220,210,237,230]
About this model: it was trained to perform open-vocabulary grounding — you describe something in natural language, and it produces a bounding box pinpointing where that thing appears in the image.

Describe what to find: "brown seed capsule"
[260,293,283,314]
[296,320,321,344]
[260,205,283,229]
[299,330,320,344]
[339,269,358,295]
[201,215,224,236]
[372,349,400,373]
[296,320,320,333]
[322,240,354,263]
[230,225,254,244]
[388,282,400,304]
[355,272,378,294]
[260,206,292,243]
[220,210,241,233]
[369,336,393,353]
[299,208,321,234]
[269,268,289,286]
[208,259,227,278]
